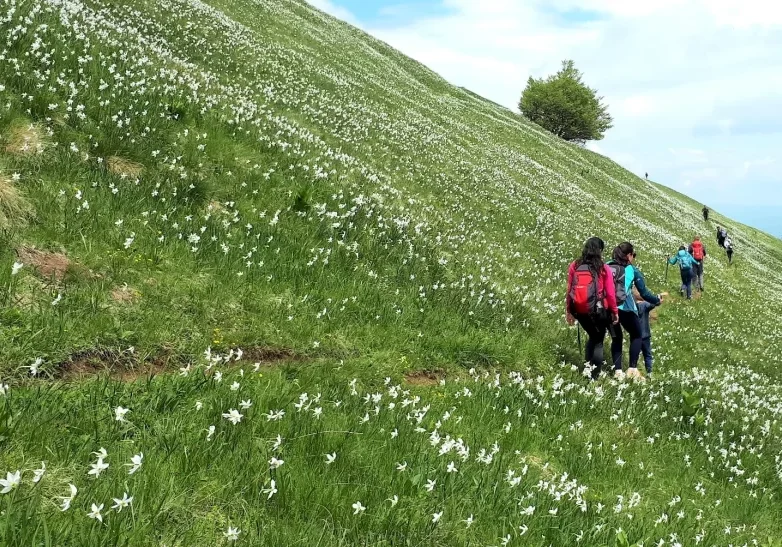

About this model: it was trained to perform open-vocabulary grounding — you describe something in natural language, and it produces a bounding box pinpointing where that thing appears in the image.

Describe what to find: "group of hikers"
[565,213,736,380]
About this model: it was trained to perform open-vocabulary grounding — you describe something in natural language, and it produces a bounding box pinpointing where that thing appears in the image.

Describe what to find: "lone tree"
[519,60,613,143]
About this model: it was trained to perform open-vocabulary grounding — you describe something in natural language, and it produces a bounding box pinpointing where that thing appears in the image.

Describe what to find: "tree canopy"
[519,60,613,143]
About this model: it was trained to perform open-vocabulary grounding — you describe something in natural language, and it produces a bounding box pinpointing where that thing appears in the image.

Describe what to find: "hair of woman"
[613,242,635,266]
[577,237,605,273]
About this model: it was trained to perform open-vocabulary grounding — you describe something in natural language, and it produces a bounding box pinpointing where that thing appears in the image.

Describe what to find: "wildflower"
[272,435,283,451]
[262,479,277,499]
[224,527,241,541]
[432,511,443,523]
[269,457,284,469]
[387,495,399,506]
[11,262,23,275]
[195,401,203,410]
[111,492,133,512]
[396,461,407,472]
[521,505,535,516]
[28,357,43,376]
[92,448,108,459]
[519,524,529,535]
[206,425,215,441]
[239,399,252,410]
[463,514,474,528]
[425,479,436,492]
[127,453,143,475]
[51,293,62,306]
[114,406,130,422]
[88,503,104,523]
[352,501,366,515]
[88,458,109,478]
[391,428,398,438]
[325,453,337,465]
[0,470,21,494]
[446,461,458,473]
[230,381,241,391]
[33,462,46,483]
[60,484,77,511]
[222,409,243,425]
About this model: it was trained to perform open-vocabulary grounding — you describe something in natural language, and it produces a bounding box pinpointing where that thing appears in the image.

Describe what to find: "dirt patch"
[111,284,141,305]
[3,123,46,156]
[243,346,301,365]
[0,176,33,230]
[404,369,445,387]
[207,200,228,214]
[106,156,143,178]
[57,348,180,382]
[16,246,71,283]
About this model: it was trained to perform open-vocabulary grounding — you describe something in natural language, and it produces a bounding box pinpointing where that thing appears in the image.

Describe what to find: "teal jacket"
[609,263,660,313]
[668,250,700,270]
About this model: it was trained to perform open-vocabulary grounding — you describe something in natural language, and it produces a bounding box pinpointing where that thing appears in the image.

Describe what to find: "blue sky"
[307,0,782,238]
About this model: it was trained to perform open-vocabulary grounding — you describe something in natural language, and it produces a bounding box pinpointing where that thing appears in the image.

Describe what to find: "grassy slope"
[0,0,781,545]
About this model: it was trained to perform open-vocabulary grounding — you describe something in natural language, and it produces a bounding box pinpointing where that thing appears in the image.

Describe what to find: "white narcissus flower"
[60,483,78,511]
[324,453,337,465]
[396,461,407,472]
[195,401,203,410]
[114,406,130,422]
[446,461,458,473]
[230,381,240,391]
[127,453,143,475]
[28,358,43,376]
[33,462,46,483]
[224,527,241,541]
[239,399,252,410]
[432,511,443,523]
[222,409,243,425]
[269,457,284,470]
[11,262,23,275]
[352,501,366,515]
[262,479,277,499]
[111,492,133,512]
[88,503,104,523]
[88,458,109,478]
[206,425,215,441]
[425,479,436,492]
[463,514,474,528]
[387,495,399,507]
[0,470,21,494]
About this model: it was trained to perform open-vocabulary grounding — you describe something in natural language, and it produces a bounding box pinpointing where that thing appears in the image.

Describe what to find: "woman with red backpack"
[688,236,707,291]
[566,237,619,380]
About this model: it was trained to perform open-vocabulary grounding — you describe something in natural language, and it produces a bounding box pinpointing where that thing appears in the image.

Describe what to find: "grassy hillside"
[1,0,781,545]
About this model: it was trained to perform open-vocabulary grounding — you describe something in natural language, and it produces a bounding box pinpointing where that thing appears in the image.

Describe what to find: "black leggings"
[611,310,642,370]
[574,313,609,380]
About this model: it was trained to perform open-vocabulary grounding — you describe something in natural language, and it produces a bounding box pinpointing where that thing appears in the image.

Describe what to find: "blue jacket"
[610,263,661,313]
[668,250,700,270]
[636,301,657,339]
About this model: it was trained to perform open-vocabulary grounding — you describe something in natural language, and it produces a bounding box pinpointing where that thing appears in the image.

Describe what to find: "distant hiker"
[702,206,709,222]
[645,172,648,180]
[668,246,700,300]
[566,237,619,380]
[725,236,734,265]
[607,243,662,381]
[716,226,727,248]
[633,288,665,378]
[688,236,707,291]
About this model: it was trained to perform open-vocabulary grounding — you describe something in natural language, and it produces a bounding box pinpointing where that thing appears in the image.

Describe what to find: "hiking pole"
[577,324,583,356]
[665,257,670,283]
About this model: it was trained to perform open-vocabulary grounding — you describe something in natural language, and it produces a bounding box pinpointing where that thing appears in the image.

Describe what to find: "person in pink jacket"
[566,237,619,380]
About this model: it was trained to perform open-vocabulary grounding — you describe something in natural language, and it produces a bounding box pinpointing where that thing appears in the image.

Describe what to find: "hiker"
[725,236,734,265]
[633,288,665,378]
[645,172,648,180]
[702,206,709,222]
[688,236,707,291]
[668,246,700,299]
[607,243,663,381]
[566,237,619,380]
[716,226,727,248]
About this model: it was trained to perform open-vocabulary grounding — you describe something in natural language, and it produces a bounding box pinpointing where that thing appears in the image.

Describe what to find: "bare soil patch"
[57,348,181,382]
[16,246,71,283]
[403,368,445,386]
[243,346,302,366]
[111,284,141,305]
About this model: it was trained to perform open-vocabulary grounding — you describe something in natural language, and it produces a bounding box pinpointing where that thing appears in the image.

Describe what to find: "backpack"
[719,228,727,239]
[608,263,627,307]
[568,264,601,315]
[691,241,704,260]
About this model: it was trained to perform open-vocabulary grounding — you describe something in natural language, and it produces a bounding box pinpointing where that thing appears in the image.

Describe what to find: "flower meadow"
[1,0,782,544]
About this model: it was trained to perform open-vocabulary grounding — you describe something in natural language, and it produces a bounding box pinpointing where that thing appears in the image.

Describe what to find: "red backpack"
[568,264,602,315]
[691,241,704,260]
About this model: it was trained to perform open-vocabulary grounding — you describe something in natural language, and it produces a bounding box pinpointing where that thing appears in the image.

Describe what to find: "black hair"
[613,242,635,267]
[679,245,686,251]
[576,237,605,273]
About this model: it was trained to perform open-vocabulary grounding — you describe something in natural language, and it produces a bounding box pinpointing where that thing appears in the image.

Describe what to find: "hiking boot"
[614,369,625,380]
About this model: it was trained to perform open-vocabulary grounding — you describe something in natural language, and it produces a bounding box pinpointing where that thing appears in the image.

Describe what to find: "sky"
[306,0,782,238]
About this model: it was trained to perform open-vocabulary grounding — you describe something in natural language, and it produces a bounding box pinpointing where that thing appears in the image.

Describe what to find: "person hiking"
[633,288,666,378]
[668,246,700,299]
[716,226,727,248]
[702,206,709,222]
[607,243,663,381]
[725,236,735,265]
[688,236,707,291]
[566,237,619,381]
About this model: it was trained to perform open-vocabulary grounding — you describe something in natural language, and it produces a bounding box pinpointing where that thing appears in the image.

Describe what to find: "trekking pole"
[665,257,670,283]
[577,324,583,356]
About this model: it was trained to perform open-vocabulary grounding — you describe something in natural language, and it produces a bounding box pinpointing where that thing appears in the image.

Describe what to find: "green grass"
[1,0,781,544]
